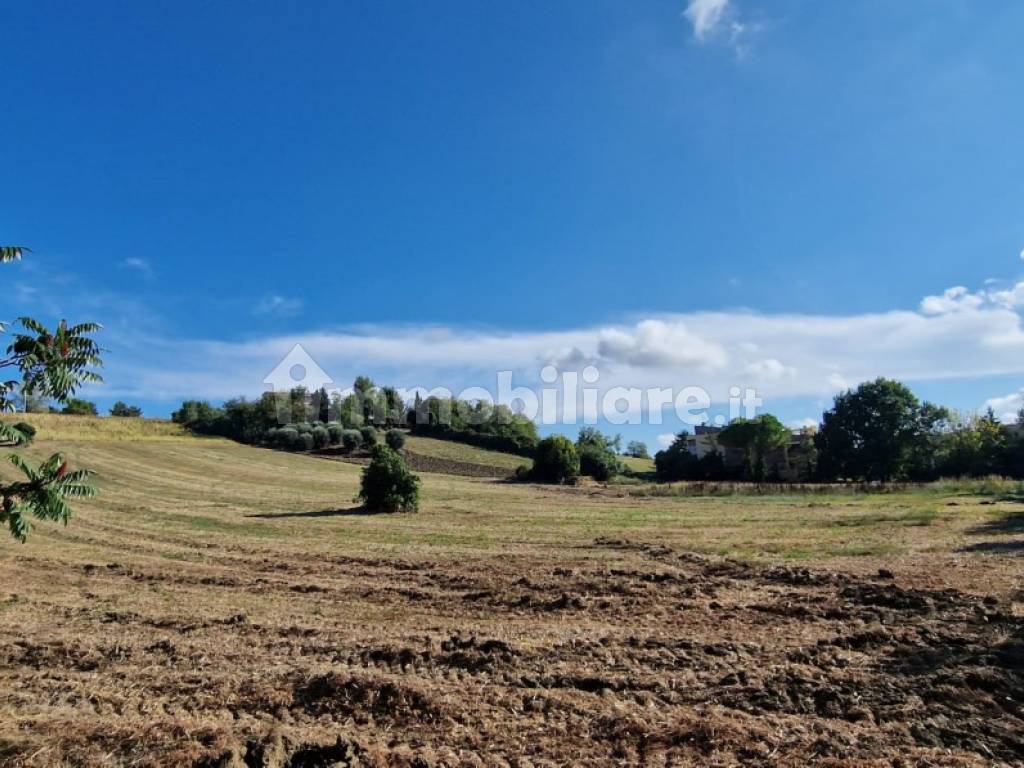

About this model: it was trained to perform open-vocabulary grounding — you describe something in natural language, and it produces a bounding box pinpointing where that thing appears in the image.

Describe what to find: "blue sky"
[3,0,1024,448]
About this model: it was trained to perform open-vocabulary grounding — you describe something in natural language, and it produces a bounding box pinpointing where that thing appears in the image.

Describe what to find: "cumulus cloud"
[919,286,984,315]
[65,278,1024,418]
[657,433,678,449]
[597,320,728,370]
[254,295,303,317]
[983,389,1024,423]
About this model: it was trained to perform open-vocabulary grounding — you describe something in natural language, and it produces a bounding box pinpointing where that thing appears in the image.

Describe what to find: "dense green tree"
[359,445,420,513]
[719,414,791,481]
[173,399,217,425]
[381,386,406,427]
[654,432,733,482]
[61,398,98,416]
[815,378,946,482]
[109,401,142,417]
[936,410,1006,477]
[576,427,623,480]
[313,387,331,424]
[531,435,579,484]
[625,441,650,459]
[289,386,311,423]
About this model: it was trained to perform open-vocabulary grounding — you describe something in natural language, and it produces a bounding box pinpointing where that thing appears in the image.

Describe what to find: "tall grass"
[932,476,1024,498]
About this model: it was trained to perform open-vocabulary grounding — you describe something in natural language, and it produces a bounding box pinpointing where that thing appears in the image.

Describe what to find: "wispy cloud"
[684,0,730,41]
[254,295,303,318]
[120,257,153,279]
[683,0,757,55]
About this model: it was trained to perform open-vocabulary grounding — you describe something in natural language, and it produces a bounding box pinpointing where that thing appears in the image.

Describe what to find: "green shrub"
[385,429,406,450]
[360,426,378,447]
[341,429,362,451]
[289,431,314,451]
[12,422,36,444]
[579,444,620,481]
[272,427,297,448]
[311,425,330,449]
[327,423,344,445]
[294,422,313,435]
[531,436,579,484]
[359,445,420,513]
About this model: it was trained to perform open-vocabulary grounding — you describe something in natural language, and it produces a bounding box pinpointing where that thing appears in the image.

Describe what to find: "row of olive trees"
[172,379,542,456]
[0,247,104,541]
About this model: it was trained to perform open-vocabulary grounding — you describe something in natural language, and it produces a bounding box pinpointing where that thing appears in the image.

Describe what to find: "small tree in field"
[531,435,579,484]
[359,445,420,513]
[626,440,650,459]
[61,397,98,415]
[110,401,142,417]
[0,246,103,540]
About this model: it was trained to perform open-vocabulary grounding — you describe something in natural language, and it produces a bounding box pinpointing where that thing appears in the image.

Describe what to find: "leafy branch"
[0,246,103,541]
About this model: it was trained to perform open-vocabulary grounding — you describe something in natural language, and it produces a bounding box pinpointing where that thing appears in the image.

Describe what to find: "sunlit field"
[0,426,1021,765]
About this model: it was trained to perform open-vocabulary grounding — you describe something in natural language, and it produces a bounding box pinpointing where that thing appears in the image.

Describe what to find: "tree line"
[171,378,540,456]
[655,378,1024,483]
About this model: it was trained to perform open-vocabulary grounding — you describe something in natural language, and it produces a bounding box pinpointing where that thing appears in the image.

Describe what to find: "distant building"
[683,424,818,481]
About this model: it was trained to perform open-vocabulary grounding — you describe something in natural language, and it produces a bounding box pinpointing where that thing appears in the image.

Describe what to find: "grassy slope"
[621,455,655,473]
[0,436,1018,568]
[402,435,527,470]
[0,413,199,442]
[3,439,1022,765]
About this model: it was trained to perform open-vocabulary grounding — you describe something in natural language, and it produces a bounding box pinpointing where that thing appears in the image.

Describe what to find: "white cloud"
[597,319,728,370]
[683,0,756,54]
[657,433,678,449]
[983,389,1024,423]
[254,295,303,317]
[789,418,818,430]
[745,358,792,380]
[684,0,730,41]
[63,277,1024,416]
[919,286,984,315]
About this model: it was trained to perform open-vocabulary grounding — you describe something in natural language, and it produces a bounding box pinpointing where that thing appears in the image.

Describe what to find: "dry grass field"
[0,424,1022,766]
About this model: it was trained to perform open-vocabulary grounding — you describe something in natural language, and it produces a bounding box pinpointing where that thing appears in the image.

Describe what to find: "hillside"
[0,413,200,442]
[0,437,1022,764]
